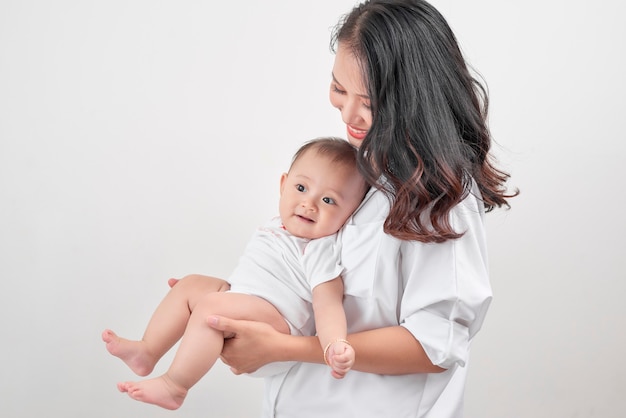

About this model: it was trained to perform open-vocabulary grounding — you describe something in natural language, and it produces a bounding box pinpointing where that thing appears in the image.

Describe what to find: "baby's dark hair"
[291,137,370,196]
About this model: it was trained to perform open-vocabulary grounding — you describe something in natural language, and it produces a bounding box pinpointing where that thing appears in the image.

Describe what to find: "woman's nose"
[340,99,363,125]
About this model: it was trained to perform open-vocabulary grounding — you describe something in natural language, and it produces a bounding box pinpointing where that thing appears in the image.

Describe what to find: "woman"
[174,0,515,416]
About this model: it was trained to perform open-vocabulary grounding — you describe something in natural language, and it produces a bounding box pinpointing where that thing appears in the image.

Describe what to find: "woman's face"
[330,43,373,148]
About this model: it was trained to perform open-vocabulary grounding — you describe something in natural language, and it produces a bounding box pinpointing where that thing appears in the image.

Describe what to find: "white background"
[1,1,624,417]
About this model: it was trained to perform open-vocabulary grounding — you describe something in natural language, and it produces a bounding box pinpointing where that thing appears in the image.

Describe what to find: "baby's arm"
[312,277,355,379]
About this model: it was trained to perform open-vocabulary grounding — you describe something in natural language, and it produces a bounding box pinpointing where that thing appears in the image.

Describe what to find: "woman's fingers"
[207,315,237,338]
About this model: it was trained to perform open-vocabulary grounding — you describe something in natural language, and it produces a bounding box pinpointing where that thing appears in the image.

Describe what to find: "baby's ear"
[279,173,288,194]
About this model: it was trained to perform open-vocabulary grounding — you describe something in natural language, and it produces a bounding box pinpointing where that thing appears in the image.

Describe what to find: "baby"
[103,137,368,410]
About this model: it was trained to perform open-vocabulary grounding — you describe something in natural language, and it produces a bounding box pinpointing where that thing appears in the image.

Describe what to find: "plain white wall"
[0,1,624,417]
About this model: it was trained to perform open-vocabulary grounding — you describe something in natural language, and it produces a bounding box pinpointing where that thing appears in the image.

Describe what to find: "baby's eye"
[296,184,306,192]
[322,197,336,205]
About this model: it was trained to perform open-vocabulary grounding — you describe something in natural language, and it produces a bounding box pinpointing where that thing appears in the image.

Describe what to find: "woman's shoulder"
[347,187,389,225]
[455,181,486,218]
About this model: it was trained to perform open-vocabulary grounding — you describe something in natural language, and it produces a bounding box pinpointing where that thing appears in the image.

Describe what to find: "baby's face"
[279,151,365,240]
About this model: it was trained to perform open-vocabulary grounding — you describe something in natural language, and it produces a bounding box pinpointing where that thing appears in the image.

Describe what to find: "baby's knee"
[179,273,207,284]
[180,274,230,292]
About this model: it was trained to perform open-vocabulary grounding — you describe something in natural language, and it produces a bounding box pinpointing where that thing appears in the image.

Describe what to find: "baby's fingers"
[331,369,347,379]
[334,346,355,364]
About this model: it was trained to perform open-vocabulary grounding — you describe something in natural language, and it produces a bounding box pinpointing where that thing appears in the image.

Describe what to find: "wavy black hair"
[332,0,517,243]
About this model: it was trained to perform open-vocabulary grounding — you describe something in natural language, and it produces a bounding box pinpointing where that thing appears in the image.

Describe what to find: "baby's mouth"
[296,214,315,223]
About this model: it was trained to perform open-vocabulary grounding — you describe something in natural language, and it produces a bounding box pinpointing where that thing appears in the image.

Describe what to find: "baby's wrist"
[323,338,351,366]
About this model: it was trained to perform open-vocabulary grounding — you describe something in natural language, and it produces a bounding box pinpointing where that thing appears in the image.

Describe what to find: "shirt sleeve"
[399,191,492,369]
[301,234,344,290]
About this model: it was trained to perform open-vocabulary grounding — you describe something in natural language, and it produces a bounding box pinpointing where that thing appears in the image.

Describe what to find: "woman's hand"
[208,316,289,374]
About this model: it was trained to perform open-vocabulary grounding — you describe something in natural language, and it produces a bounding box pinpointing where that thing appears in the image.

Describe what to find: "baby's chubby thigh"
[195,291,290,335]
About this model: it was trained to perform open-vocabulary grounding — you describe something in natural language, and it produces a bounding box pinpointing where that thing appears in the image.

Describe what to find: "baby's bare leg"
[118,292,288,410]
[103,275,230,376]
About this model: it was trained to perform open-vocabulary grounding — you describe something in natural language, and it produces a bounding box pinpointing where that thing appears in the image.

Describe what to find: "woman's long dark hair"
[332,0,517,243]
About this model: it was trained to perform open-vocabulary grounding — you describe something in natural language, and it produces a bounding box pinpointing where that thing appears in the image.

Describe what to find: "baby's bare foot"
[118,375,188,410]
[102,329,155,376]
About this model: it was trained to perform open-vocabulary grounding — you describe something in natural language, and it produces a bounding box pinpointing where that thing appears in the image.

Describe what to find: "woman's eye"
[322,197,336,205]
[332,84,370,109]
[296,184,306,192]
[331,84,346,95]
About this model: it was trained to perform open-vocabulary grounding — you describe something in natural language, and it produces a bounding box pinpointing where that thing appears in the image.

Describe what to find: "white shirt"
[261,184,492,418]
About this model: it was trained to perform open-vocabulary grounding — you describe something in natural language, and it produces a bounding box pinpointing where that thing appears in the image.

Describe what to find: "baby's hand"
[325,340,355,379]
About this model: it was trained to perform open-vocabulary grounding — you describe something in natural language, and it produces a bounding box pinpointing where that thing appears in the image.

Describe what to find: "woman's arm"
[168,275,445,375]
[347,326,445,374]
[208,316,444,375]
